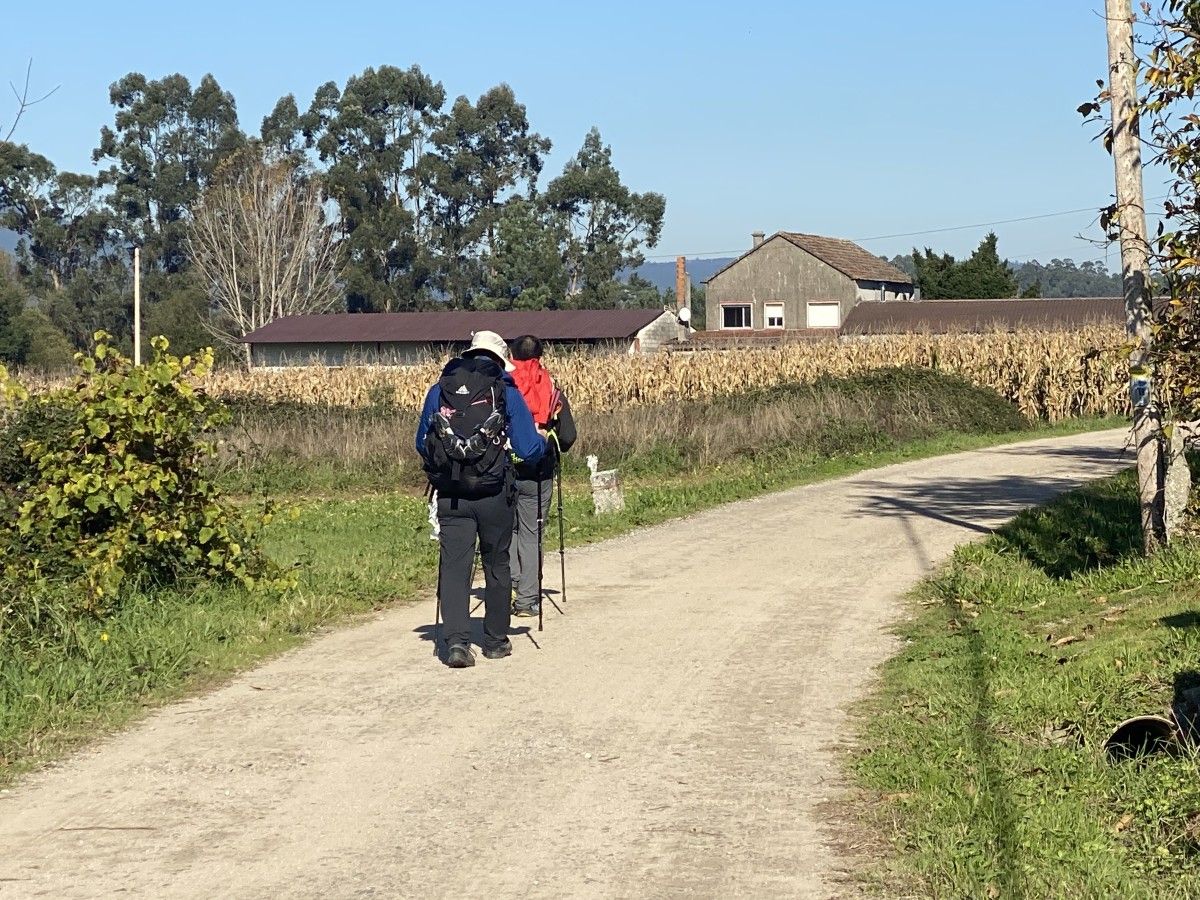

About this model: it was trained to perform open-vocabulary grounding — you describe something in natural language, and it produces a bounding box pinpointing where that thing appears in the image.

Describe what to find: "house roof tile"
[702,232,914,285]
[778,233,913,283]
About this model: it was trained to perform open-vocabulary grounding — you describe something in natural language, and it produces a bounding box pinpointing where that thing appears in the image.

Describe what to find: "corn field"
[21,327,1131,422]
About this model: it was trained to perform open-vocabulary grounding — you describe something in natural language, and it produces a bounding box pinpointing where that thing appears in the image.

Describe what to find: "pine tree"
[912,232,1017,299]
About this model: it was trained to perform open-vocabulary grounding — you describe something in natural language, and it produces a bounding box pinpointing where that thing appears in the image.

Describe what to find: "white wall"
[250,342,438,367]
[855,281,914,303]
[634,310,685,353]
[249,327,681,366]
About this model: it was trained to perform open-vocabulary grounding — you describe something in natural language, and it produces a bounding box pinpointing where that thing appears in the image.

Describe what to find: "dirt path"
[0,430,1129,899]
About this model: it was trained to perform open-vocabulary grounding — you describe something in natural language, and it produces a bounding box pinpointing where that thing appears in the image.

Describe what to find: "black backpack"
[423,356,510,498]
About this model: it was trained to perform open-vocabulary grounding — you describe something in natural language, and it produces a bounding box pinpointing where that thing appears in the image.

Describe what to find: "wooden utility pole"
[1106,0,1165,551]
[133,247,142,366]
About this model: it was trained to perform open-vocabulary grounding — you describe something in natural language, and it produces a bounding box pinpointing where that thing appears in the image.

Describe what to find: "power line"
[856,199,1167,244]
[644,197,1170,260]
[644,247,741,260]
[851,206,1118,243]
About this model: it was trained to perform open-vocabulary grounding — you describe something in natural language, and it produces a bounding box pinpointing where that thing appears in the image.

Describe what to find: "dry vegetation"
[20,327,1129,422]
[214,367,1033,496]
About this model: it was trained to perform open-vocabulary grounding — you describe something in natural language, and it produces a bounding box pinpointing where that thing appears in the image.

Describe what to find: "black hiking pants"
[437,491,514,652]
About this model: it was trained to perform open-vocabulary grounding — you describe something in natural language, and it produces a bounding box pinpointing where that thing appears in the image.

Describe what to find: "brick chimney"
[752,231,765,247]
[675,256,687,310]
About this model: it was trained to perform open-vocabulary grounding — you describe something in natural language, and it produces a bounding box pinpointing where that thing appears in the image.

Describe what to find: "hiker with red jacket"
[416,331,545,668]
[508,334,577,618]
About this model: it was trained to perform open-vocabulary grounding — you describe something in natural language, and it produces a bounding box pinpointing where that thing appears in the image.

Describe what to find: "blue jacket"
[415,371,545,466]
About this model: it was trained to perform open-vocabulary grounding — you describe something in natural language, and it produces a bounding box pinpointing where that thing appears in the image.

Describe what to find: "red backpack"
[511,358,560,427]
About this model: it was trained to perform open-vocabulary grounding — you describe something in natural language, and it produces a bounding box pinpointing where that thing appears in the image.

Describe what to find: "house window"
[722,304,752,329]
[765,303,784,329]
[806,302,841,328]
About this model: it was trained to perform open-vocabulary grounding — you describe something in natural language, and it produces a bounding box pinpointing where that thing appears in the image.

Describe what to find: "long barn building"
[242,308,685,367]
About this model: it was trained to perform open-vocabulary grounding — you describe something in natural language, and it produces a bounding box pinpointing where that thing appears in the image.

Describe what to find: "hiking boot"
[445,643,476,668]
[482,639,512,660]
[512,603,540,618]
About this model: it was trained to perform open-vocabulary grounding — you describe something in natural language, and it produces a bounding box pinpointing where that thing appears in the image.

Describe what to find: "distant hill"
[632,257,734,293]
[0,230,16,254]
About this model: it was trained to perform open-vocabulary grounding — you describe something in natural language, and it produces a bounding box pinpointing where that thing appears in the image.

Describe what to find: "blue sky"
[2,0,1134,267]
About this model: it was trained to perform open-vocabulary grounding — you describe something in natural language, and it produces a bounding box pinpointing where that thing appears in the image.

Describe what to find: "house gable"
[703,231,911,288]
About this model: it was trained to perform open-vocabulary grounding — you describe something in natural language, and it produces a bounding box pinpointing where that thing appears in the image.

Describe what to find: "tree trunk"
[1106,0,1169,552]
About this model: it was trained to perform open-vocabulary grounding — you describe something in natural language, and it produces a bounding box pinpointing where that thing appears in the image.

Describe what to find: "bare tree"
[188,149,342,365]
[3,60,60,142]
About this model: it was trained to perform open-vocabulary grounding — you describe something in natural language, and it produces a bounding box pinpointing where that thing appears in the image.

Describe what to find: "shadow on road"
[413,620,541,657]
[987,441,1131,466]
[852,445,1134,579]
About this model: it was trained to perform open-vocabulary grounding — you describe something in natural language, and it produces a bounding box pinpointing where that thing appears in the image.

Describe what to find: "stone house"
[703,232,914,333]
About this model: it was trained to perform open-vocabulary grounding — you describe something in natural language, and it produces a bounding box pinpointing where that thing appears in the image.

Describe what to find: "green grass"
[0,493,438,781]
[852,471,1200,898]
[0,368,1124,785]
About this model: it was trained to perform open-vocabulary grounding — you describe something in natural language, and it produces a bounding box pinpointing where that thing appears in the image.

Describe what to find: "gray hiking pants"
[510,475,553,610]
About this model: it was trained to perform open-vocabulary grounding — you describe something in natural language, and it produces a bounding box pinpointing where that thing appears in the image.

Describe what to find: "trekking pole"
[430,484,442,656]
[434,546,443,657]
[469,548,483,615]
[537,476,544,633]
[556,450,566,606]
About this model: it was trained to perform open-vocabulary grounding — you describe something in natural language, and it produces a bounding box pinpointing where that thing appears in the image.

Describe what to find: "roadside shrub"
[0,393,74,486]
[814,367,1031,436]
[0,334,281,646]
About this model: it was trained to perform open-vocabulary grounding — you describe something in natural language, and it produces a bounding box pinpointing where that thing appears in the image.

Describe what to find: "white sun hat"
[463,330,515,372]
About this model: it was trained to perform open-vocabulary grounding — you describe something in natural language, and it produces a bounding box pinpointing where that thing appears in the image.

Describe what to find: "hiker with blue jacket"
[416,331,545,668]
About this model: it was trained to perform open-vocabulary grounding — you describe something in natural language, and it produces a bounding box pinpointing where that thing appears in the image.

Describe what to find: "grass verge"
[1,370,1122,785]
[852,470,1200,898]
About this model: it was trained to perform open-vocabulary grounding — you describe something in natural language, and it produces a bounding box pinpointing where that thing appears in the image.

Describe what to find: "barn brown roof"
[242,309,669,344]
[840,298,1125,334]
[703,232,913,285]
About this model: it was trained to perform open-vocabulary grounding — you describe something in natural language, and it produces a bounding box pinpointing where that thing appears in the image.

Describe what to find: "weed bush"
[0,335,279,648]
